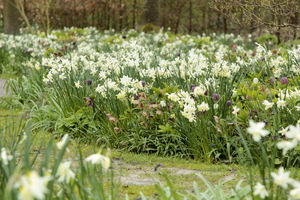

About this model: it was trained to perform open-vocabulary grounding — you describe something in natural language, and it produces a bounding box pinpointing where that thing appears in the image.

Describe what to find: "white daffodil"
[85,153,110,170]
[253,182,269,199]
[278,127,289,136]
[232,106,240,116]
[290,181,300,199]
[160,101,166,107]
[75,81,81,88]
[247,120,269,142]
[193,86,205,96]
[286,124,300,142]
[277,140,298,155]
[56,134,70,152]
[253,78,259,85]
[59,73,66,80]
[262,100,274,110]
[19,132,27,144]
[57,161,75,183]
[277,98,286,108]
[1,148,13,166]
[120,75,132,87]
[197,102,210,112]
[17,171,52,200]
[271,167,292,189]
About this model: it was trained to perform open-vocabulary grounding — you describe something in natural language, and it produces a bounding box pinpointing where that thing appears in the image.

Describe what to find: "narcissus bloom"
[271,167,292,189]
[85,153,110,170]
[253,182,269,199]
[277,140,297,155]
[262,100,274,110]
[1,148,13,165]
[57,161,75,183]
[16,171,52,200]
[75,81,82,88]
[253,78,259,84]
[247,120,269,142]
[290,182,300,199]
[56,134,70,152]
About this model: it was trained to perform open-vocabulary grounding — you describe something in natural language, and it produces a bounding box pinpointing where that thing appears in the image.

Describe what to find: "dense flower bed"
[1,28,300,162]
[1,28,300,199]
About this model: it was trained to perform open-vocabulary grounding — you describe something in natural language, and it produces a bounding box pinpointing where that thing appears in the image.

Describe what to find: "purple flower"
[190,84,196,92]
[141,81,146,87]
[122,35,127,39]
[134,94,139,100]
[281,77,288,85]
[87,79,92,86]
[261,57,265,61]
[84,97,94,108]
[226,100,231,107]
[212,93,219,101]
[270,77,274,85]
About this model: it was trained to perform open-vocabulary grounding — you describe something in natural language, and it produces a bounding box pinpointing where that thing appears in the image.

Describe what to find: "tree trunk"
[188,0,192,34]
[132,0,136,29]
[143,0,159,25]
[3,0,20,34]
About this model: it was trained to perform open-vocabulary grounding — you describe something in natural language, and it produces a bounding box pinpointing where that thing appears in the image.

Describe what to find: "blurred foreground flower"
[271,167,292,189]
[16,171,52,200]
[253,182,269,199]
[247,120,269,142]
[57,161,75,183]
[85,152,110,170]
[277,140,297,155]
[1,148,13,165]
[56,134,70,152]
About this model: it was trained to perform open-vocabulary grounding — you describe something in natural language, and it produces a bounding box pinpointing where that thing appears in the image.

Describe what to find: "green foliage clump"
[141,23,160,33]
[257,34,278,45]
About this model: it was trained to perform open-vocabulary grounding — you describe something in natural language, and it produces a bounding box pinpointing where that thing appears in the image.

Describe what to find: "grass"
[0,75,255,198]
[0,79,256,198]
[0,104,256,199]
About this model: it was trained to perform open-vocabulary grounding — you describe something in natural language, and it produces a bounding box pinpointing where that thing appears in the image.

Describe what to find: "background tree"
[3,0,19,34]
[210,0,300,42]
[143,0,159,25]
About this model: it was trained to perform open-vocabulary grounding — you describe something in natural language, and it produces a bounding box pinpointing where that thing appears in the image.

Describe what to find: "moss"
[141,23,160,33]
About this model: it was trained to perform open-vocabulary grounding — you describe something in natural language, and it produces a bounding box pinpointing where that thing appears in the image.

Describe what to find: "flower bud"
[141,81,146,87]
[270,77,274,85]
[190,84,196,92]
[281,77,288,85]
[134,94,139,100]
[253,78,258,85]
[212,93,219,101]
[226,100,231,107]
[87,79,92,86]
